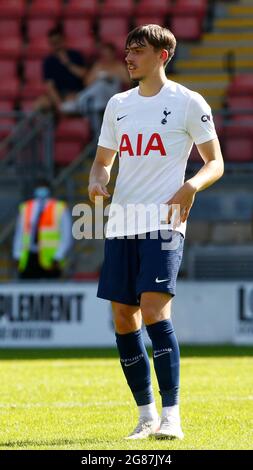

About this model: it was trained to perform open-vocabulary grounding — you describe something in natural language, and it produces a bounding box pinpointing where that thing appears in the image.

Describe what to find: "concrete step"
[190,46,253,58]
[169,74,229,83]
[215,18,253,29]
[203,32,253,41]
[228,5,253,16]
[188,87,225,97]
[170,76,226,93]
[176,58,253,72]
[200,97,223,112]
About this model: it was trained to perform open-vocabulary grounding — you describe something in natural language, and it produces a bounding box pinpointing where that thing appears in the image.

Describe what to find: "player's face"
[125,40,163,81]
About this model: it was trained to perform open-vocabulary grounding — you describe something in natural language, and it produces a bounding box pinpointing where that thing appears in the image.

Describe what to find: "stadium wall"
[0,282,252,347]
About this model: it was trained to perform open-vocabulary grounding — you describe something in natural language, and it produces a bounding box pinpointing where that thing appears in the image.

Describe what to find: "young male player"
[88,25,224,440]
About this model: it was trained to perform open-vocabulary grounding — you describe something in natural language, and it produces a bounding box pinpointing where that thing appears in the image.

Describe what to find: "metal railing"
[0,111,55,245]
[0,111,54,182]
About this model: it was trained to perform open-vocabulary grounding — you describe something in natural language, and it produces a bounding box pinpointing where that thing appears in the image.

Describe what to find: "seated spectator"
[35,27,87,113]
[61,43,130,139]
[86,42,130,87]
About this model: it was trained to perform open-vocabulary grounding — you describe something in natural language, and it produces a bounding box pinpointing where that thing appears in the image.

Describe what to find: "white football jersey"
[98,79,217,237]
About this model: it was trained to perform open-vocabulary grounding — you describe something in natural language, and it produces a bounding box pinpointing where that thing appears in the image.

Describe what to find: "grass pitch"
[0,346,252,450]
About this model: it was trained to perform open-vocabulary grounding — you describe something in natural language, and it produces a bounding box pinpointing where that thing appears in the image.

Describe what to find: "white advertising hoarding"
[0,281,252,347]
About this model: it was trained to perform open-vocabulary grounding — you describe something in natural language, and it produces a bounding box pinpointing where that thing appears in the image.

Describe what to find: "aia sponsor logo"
[119,133,167,157]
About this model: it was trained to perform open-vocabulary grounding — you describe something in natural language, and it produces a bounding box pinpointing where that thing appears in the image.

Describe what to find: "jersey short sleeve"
[185,92,217,145]
[98,97,118,151]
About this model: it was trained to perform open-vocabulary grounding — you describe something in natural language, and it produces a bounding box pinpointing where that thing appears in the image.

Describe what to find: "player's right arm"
[88,146,117,203]
[88,96,118,203]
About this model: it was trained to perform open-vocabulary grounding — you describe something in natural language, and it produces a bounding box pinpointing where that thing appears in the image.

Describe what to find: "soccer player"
[88,25,224,440]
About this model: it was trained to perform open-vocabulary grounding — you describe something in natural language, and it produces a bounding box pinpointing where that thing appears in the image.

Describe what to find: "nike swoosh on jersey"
[117,115,127,121]
[155,277,170,283]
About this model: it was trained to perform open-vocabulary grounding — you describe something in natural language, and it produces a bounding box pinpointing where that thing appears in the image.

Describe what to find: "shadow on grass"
[0,345,252,361]
[0,437,114,449]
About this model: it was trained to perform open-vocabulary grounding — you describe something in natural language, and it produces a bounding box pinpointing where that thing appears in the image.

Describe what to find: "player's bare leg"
[141,292,184,439]
[112,301,160,439]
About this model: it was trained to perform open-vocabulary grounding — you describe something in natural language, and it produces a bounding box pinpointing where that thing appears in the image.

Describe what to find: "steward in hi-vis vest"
[13,180,72,279]
[19,199,66,272]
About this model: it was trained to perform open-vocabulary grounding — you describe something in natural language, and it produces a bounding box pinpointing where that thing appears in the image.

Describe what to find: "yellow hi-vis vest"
[18,198,66,271]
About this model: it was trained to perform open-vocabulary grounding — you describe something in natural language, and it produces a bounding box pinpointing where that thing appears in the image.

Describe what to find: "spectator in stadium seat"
[13,178,72,280]
[61,43,130,139]
[35,27,87,113]
[86,43,130,88]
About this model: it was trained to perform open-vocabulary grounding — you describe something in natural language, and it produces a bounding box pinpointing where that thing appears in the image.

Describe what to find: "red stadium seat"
[135,16,166,27]
[19,99,36,113]
[24,59,42,83]
[56,117,91,143]
[28,0,62,18]
[0,101,14,112]
[64,19,93,38]
[63,0,98,18]
[213,114,224,139]
[55,140,84,165]
[22,59,46,99]
[20,82,47,100]
[189,144,202,162]
[0,100,15,138]
[0,117,16,139]
[172,0,207,18]
[227,96,253,112]
[170,16,202,40]
[227,74,253,97]
[99,0,134,17]
[27,19,56,40]
[108,35,127,55]
[0,37,22,59]
[0,78,20,100]
[224,116,253,138]
[99,18,129,42]
[0,0,26,18]
[0,60,17,79]
[135,0,173,16]
[224,137,253,162]
[66,36,96,59]
[0,19,21,37]
[25,37,51,59]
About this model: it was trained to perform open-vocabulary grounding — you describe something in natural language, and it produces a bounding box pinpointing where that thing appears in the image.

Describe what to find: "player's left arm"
[167,137,224,224]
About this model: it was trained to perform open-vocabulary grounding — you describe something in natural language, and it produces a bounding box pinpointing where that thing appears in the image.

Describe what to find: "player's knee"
[112,306,141,334]
[141,304,170,326]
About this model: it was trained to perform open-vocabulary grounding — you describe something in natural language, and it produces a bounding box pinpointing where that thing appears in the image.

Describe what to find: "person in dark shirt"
[35,27,87,112]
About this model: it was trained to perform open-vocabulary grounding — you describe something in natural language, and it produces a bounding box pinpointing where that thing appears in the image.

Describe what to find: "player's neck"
[138,73,167,97]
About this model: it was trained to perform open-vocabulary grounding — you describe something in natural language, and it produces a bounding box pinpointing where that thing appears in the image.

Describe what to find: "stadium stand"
[0,0,26,18]
[63,0,99,18]
[99,0,135,17]
[27,0,63,19]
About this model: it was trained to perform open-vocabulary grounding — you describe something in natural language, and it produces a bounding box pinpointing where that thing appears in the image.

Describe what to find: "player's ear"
[161,49,169,64]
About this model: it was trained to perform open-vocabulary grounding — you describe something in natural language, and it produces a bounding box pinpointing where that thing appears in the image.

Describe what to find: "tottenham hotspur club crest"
[161,107,171,124]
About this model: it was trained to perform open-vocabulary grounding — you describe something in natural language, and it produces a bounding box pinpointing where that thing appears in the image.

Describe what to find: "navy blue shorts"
[97,230,184,306]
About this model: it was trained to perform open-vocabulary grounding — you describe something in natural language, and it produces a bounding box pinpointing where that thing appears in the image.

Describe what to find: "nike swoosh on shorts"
[155,277,170,283]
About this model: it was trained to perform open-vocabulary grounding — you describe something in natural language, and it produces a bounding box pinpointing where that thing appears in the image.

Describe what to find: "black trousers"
[19,253,61,280]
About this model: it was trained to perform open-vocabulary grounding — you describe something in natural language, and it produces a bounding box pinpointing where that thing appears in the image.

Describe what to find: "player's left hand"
[165,181,197,227]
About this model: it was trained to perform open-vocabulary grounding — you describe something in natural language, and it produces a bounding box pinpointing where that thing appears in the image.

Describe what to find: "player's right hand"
[88,182,111,203]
